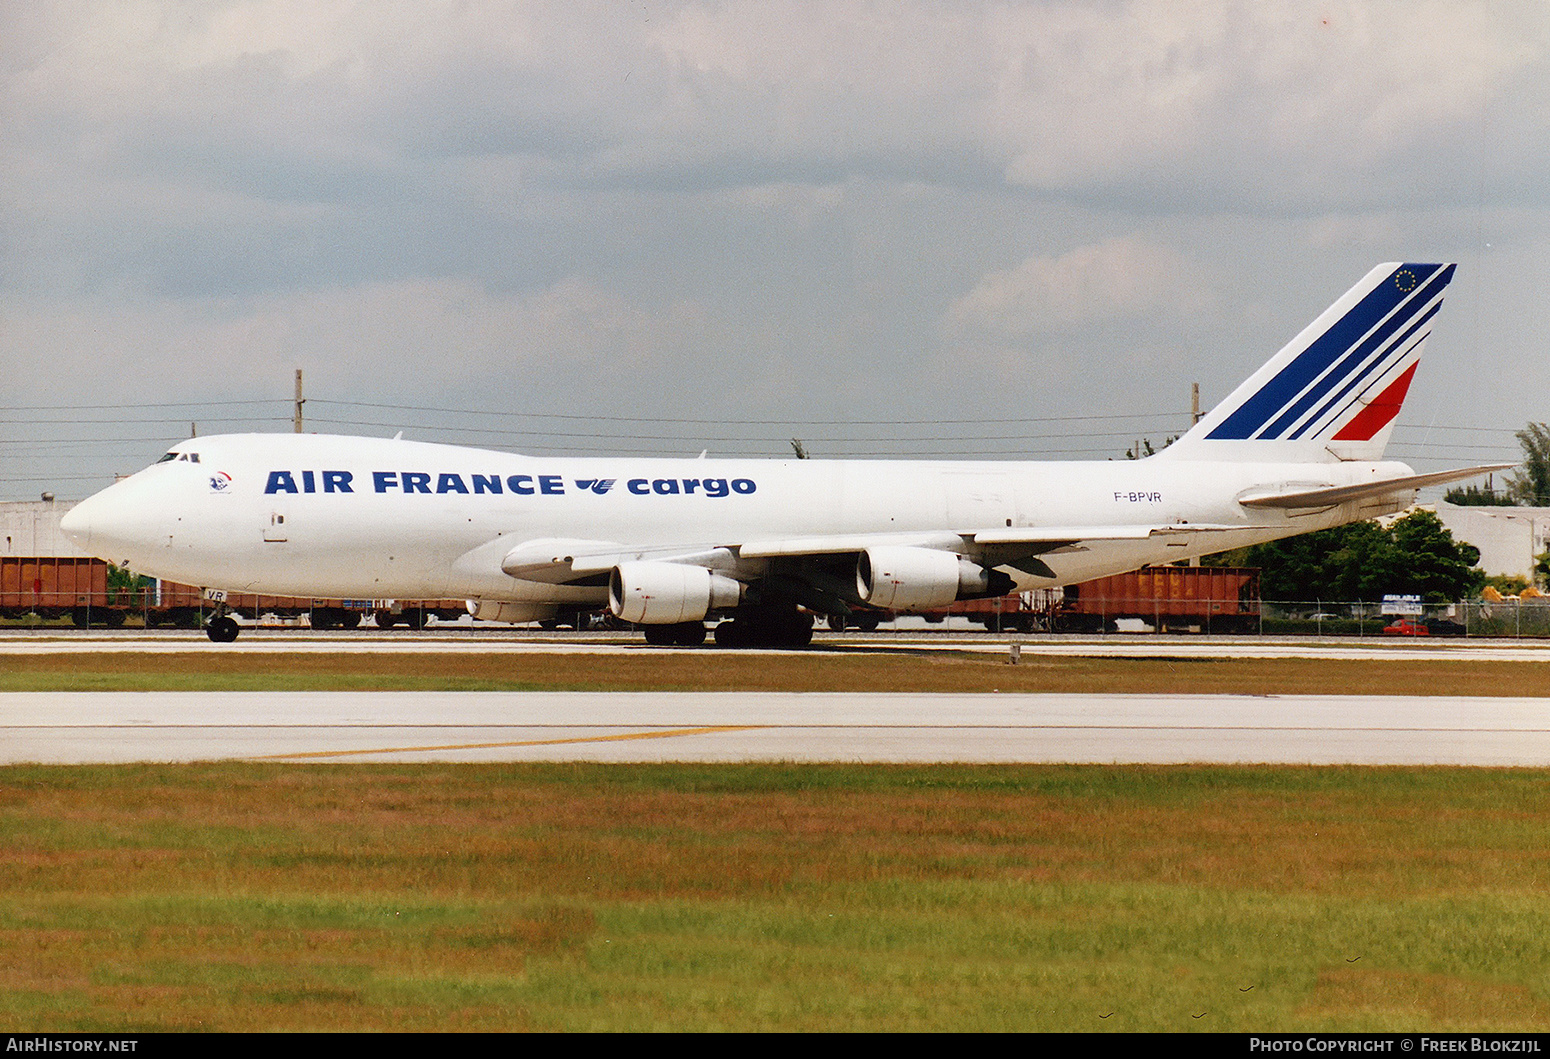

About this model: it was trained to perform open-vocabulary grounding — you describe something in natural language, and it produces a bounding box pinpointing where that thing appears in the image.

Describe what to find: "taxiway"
[4,691,1548,766]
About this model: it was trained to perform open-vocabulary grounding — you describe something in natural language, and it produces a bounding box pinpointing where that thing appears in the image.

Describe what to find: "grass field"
[5,649,1550,1031]
[6,649,1550,695]
[3,761,1550,1032]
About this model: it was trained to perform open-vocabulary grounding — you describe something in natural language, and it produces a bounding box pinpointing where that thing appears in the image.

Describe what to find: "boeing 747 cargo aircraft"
[61,262,1505,645]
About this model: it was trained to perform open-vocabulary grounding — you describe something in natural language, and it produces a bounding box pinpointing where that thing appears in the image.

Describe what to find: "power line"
[1,401,288,412]
[308,398,1191,428]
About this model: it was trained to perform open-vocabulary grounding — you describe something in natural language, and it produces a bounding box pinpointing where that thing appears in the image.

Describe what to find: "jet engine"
[856,546,1011,611]
[608,561,743,624]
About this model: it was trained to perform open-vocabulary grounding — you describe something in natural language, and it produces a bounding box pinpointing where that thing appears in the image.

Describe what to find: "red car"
[1382,618,1429,636]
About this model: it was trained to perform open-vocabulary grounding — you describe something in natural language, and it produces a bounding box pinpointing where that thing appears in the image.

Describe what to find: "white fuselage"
[61,432,1411,604]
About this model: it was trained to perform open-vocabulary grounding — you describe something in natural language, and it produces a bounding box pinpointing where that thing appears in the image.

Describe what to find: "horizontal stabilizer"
[1237,464,1512,509]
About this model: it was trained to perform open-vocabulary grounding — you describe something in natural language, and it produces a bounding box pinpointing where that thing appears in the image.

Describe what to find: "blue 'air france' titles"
[262,471,757,498]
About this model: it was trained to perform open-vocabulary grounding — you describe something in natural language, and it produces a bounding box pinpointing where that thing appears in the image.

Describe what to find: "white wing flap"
[737,531,963,558]
[501,538,739,582]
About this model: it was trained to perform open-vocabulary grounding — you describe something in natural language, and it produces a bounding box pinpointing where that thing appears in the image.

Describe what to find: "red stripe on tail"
[1331,362,1418,442]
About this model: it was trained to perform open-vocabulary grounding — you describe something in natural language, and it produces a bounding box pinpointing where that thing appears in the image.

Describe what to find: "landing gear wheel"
[643,621,706,647]
[206,615,240,643]
[712,607,812,649]
[671,621,707,646]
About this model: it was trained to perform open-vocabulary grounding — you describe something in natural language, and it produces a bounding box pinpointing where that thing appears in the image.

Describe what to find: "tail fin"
[1162,262,1455,463]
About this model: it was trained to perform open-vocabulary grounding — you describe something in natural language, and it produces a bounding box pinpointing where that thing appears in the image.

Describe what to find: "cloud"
[11,2,1544,208]
[985,2,1545,199]
[943,236,1214,337]
[4,0,1550,501]
[2,275,730,405]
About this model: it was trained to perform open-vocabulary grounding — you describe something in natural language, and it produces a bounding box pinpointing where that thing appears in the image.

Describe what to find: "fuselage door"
[264,512,289,543]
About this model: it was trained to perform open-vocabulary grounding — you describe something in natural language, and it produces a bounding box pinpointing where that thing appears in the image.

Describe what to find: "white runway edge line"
[4,692,1550,766]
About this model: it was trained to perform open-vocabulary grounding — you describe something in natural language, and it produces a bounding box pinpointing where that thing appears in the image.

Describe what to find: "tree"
[1443,482,1514,506]
[1122,436,1179,460]
[1388,509,1485,602]
[105,564,152,606]
[1507,422,1550,506]
[1242,510,1483,604]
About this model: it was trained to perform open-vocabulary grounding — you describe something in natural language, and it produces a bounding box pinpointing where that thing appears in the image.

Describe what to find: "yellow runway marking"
[255,725,771,760]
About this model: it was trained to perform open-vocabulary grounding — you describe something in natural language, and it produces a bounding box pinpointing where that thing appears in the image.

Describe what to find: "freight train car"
[1051,566,1260,633]
[0,555,466,628]
[0,555,116,624]
[892,565,1260,633]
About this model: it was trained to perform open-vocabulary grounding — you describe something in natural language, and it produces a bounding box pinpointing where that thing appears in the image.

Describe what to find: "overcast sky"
[5,0,1550,499]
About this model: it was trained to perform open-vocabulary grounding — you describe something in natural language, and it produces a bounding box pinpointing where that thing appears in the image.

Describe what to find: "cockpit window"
[156,452,179,463]
[154,451,201,465]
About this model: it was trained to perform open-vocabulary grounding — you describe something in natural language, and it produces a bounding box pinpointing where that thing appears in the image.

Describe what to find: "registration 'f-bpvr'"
[62,263,1504,645]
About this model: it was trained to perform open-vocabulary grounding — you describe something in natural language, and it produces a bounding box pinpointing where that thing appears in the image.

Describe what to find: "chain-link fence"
[850,595,1550,637]
[1016,597,1550,637]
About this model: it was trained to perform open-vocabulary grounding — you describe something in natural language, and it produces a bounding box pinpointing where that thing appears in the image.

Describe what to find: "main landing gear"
[639,606,815,649]
[712,606,813,649]
[643,621,708,646]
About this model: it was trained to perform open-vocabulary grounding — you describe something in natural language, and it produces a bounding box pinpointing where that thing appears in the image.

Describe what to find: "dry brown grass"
[6,761,1550,906]
[5,762,1550,1030]
[5,762,1550,1029]
[6,650,1550,695]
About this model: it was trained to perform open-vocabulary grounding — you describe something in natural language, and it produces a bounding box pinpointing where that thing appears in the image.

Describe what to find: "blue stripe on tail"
[1207,263,1450,441]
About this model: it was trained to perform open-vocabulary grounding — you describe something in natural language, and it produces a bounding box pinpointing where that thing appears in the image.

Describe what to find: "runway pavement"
[4,691,1549,766]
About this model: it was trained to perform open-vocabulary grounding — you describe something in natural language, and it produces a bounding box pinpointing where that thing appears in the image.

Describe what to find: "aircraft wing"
[1237,464,1513,510]
[499,538,740,583]
[498,523,1257,585]
[967,524,1250,547]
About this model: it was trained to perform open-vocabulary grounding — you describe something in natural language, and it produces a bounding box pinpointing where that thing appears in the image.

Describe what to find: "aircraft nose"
[59,496,96,550]
[61,484,158,563]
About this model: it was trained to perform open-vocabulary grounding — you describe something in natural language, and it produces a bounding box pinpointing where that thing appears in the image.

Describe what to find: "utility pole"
[1189,382,1202,567]
[294,369,305,433]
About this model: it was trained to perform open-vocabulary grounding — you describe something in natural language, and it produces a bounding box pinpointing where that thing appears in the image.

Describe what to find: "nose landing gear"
[205,614,240,643]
